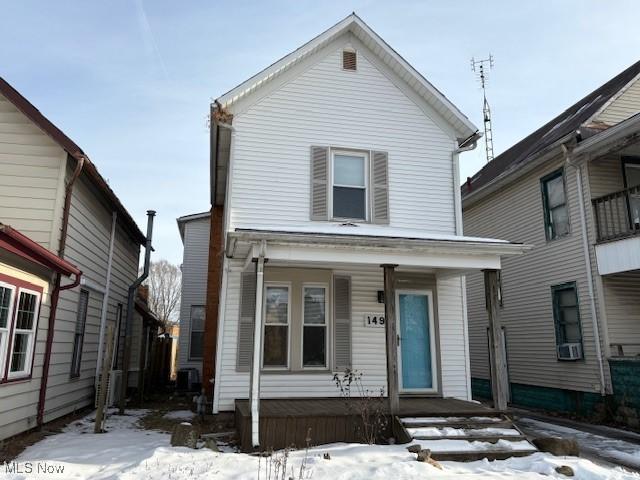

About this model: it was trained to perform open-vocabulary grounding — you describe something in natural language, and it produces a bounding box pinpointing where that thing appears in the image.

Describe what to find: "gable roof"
[177,210,210,241]
[462,59,640,200]
[0,76,146,244]
[215,13,478,141]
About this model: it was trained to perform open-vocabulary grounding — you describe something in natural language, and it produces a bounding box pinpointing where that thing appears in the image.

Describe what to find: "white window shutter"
[371,151,390,224]
[333,276,352,371]
[310,146,329,220]
[236,271,256,372]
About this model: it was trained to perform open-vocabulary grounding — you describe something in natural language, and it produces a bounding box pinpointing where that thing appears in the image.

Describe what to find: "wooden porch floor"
[235,397,496,452]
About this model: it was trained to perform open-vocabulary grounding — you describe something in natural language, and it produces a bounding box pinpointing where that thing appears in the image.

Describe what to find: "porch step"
[400,414,538,462]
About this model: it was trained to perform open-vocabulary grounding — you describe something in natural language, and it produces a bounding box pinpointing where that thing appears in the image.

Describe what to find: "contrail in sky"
[134,0,170,81]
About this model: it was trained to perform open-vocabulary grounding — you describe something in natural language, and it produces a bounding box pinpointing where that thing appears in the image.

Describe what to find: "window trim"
[551,282,584,361]
[7,287,41,381]
[540,168,570,241]
[0,281,17,380]
[262,282,291,370]
[70,290,89,379]
[188,304,206,361]
[330,149,369,222]
[622,156,640,188]
[301,283,330,370]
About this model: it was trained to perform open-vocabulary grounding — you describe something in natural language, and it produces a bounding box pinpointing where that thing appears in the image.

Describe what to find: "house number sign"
[364,313,385,327]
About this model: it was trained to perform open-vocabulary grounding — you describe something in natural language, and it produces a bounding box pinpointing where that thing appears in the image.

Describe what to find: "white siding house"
[203,14,527,446]
[0,76,145,439]
[177,212,211,379]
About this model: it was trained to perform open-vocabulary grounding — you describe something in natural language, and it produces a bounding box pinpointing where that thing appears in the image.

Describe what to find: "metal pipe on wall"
[119,210,155,413]
[95,211,117,380]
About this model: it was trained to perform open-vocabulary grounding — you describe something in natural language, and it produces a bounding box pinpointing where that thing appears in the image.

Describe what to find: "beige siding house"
[463,60,640,420]
[0,76,145,439]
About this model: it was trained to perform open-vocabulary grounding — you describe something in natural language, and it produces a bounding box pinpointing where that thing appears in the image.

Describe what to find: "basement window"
[343,49,357,71]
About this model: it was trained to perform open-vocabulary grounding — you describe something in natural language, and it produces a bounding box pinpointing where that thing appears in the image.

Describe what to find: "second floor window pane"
[542,170,569,240]
[333,153,366,220]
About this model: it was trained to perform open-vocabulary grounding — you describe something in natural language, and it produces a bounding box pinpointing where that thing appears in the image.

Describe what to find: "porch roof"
[226,224,530,271]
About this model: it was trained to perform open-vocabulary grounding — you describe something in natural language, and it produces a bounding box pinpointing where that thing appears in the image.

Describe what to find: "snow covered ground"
[1,409,638,480]
[518,417,640,471]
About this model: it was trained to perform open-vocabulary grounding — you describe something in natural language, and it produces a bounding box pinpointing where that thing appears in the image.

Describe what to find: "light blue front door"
[398,293,433,391]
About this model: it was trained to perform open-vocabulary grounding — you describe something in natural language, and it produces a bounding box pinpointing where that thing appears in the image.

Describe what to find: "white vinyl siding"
[0,93,66,250]
[228,37,456,233]
[465,157,604,394]
[177,216,210,378]
[216,261,469,411]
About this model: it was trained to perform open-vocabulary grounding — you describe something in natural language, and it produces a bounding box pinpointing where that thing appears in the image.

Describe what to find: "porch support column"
[250,245,266,449]
[484,269,508,412]
[382,264,399,415]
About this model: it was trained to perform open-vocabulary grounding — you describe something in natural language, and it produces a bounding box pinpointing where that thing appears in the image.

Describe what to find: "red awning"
[0,224,80,277]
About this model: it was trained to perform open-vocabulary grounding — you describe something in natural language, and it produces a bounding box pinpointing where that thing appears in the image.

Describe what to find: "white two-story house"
[202,14,528,451]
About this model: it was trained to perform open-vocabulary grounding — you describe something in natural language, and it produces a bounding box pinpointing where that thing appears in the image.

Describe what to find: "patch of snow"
[5,409,638,480]
[407,426,521,437]
[519,417,640,470]
[413,438,536,453]
[236,223,511,244]
[402,416,503,425]
[162,410,195,421]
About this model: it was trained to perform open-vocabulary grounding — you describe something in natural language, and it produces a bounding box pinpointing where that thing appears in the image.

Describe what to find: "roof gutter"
[574,112,640,158]
[227,230,530,257]
[37,154,85,427]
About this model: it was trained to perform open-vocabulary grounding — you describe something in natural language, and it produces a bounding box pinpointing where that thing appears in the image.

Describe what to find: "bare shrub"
[333,369,388,444]
[257,429,313,480]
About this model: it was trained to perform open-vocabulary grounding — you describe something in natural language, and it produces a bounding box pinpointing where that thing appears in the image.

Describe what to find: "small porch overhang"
[226,224,530,271]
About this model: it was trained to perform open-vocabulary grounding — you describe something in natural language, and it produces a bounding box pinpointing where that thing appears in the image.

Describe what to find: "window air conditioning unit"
[557,343,582,360]
[95,370,123,407]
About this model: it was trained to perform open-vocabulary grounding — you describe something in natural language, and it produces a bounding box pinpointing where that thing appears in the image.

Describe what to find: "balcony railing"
[592,185,640,242]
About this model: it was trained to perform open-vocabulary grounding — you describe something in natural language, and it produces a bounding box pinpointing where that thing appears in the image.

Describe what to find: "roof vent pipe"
[118,210,156,414]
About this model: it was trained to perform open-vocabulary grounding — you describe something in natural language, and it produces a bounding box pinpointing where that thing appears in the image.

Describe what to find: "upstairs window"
[552,282,583,360]
[541,169,570,240]
[332,151,368,221]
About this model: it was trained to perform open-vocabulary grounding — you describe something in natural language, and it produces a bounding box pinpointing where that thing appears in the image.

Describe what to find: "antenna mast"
[471,55,495,162]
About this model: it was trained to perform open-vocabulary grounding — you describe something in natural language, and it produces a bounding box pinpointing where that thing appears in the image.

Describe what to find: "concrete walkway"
[512,409,640,472]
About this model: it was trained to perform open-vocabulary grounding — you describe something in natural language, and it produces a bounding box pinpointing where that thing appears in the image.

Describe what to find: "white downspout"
[453,135,480,401]
[95,211,117,380]
[250,240,266,448]
[563,144,606,395]
[212,257,229,413]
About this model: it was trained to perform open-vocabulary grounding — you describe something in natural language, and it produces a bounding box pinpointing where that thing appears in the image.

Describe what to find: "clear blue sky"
[2,1,639,264]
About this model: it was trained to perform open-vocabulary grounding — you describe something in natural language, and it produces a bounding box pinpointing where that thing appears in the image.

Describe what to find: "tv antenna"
[471,55,495,162]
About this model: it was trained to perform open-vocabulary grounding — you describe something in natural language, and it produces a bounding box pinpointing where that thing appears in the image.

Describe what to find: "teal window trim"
[540,168,570,241]
[551,282,584,359]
